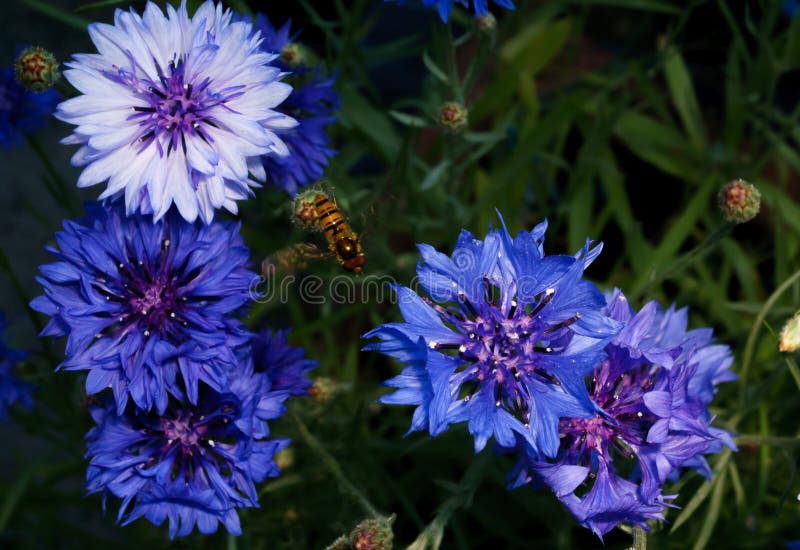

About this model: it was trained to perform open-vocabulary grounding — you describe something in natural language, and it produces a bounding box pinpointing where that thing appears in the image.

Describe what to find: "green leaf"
[339,85,401,161]
[473,18,573,120]
[389,110,430,127]
[661,40,707,150]
[22,0,89,30]
[419,159,452,190]
[572,0,682,14]
[629,175,716,299]
[422,51,449,84]
[692,468,727,550]
[613,111,703,181]
[670,449,732,533]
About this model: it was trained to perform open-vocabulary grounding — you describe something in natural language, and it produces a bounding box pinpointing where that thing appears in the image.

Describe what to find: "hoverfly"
[287,186,366,274]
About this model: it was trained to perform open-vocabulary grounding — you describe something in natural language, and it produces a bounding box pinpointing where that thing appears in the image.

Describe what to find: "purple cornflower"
[390,0,515,22]
[56,1,297,223]
[0,314,34,420]
[253,15,338,193]
[509,290,736,538]
[0,66,58,148]
[85,360,288,538]
[30,203,257,414]
[364,218,620,457]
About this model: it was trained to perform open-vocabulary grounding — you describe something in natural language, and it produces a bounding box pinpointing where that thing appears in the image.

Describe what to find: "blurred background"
[1,0,799,547]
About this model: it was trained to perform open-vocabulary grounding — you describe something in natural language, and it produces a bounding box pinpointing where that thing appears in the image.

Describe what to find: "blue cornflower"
[251,329,317,440]
[85,360,289,538]
[30,203,257,415]
[364,218,621,457]
[0,66,58,149]
[0,314,34,420]
[391,0,515,22]
[509,290,736,538]
[55,1,297,223]
[252,329,317,399]
[253,15,339,194]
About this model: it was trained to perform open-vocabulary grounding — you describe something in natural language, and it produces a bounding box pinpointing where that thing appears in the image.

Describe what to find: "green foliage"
[3,0,800,548]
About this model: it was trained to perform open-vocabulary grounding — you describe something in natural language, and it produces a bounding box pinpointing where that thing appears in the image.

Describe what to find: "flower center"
[93,238,191,339]
[561,361,660,465]
[161,413,206,450]
[428,283,581,425]
[120,56,245,156]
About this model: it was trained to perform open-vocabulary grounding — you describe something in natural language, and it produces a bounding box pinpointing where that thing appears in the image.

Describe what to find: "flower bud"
[351,515,395,550]
[281,43,304,67]
[275,447,294,471]
[779,310,800,353]
[476,13,497,33]
[438,101,468,131]
[309,377,341,403]
[14,46,60,93]
[717,179,761,224]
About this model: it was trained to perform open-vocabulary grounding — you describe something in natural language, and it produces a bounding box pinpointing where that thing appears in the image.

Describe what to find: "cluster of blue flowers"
[13,0,736,542]
[29,1,328,538]
[364,218,736,538]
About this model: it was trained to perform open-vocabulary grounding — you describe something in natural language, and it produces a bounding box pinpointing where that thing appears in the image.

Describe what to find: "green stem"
[407,452,491,550]
[737,267,800,410]
[443,23,463,103]
[26,135,80,216]
[735,434,800,447]
[0,248,55,360]
[632,526,647,550]
[291,410,380,519]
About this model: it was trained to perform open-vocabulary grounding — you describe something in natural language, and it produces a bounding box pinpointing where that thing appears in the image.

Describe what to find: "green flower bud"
[476,13,497,33]
[281,43,305,67]
[14,46,60,93]
[438,101,468,131]
[275,447,294,471]
[717,179,761,224]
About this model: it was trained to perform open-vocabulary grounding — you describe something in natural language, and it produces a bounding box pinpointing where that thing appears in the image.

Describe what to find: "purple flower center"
[94,239,191,339]
[113,56,245,156]
[161,412,206,450]
[429,286,581,424]
[561,361,660,466]
[146,399,238,474]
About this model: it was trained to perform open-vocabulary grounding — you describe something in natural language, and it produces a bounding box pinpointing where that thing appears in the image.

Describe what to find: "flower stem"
[737,266,800,410]
[631,526,647,550]
[407,451,491,550]
[290,409,380,519]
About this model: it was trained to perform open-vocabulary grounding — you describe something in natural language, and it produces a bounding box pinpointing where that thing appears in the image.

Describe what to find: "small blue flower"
[509,290,736,538]
[252,329,318,399]
[0,66,58,149]
[364,217,620,457]
[0,314,34,420]
[85,359,289,538]
[390,0,515,22]
[56,1,297,223]
[253,15,339,194]
[31,203,257,415]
